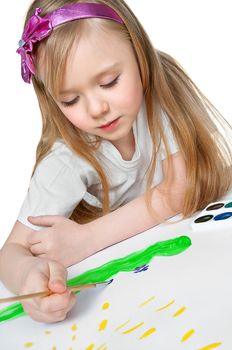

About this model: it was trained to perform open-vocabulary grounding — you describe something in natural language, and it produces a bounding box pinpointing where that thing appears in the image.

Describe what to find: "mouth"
[99,117,120,130]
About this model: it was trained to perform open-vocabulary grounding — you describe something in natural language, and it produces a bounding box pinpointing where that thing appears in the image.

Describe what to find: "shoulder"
[34,139,93,183]
[50,139,82,168]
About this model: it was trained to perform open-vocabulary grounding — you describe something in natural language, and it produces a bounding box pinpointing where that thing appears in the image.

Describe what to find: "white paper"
[0,210,232,350]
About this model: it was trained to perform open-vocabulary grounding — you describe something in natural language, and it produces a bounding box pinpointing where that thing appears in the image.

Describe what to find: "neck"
[111,129,135,161]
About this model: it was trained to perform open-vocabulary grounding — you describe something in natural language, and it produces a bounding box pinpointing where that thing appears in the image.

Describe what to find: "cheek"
[117,66,143,110]
[117,75,143,111]
[62,109,89,131]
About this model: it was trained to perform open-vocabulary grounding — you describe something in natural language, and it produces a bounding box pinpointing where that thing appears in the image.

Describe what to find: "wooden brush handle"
[0,282,107,304]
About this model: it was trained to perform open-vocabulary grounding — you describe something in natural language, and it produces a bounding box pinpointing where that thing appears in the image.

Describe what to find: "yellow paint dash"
[52,347,57,350]
[139,327,157,339]
[173,306,186,317]
[72,334,77,341]
[139,296,155,307]
[71,323,77,331]
[68,347,73,350]
[115,320,130,331]
[86,344,95,350]
[97,344,107,350]
[181,329,195,342]
[122,322,144,334]
[44,330,51,335]
[198,343,222,350]
[24,342,34,348]
[98,319,108,331]
[156,299,175,311]
[102,302,110,310]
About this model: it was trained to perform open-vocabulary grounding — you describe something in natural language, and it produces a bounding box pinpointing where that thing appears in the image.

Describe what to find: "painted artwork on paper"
[0,236,190,323]
[0,227,231,350]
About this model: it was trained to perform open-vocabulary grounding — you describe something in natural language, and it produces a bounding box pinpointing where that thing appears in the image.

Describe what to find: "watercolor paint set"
[191,199,232,231]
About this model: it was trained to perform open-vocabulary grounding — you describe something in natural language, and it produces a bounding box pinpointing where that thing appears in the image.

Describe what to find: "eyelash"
[100,75,120,88]
[61,97,79,107]
[61,75,120,107]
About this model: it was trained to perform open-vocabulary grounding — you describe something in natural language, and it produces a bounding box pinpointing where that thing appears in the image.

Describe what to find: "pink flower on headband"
[16,8,52,83]
[17,3,124,83]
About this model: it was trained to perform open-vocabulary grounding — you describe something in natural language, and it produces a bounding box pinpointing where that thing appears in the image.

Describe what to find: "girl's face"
[53,25,143,145]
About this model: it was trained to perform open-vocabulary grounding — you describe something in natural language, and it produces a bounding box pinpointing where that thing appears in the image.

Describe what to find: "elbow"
[170,178,187,213]
[157,178,187,215]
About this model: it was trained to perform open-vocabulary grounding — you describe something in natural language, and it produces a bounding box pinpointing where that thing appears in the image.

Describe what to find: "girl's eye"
[101,75,120,88]
[60,75,120,107]
[61,96,79,107]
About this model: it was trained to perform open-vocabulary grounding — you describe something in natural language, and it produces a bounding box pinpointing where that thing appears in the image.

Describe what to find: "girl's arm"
[0,222,77,322]
[88,151,186,251]
[0,222,39,293]
[27,152,187,266]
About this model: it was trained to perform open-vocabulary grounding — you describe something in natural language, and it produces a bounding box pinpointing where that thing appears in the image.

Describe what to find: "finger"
[66,292,77,312]
[27,215,63,227]
[23,291,77,322]
[24,306,68,323]
[22,290,70,312]
[48,261,67,294]
[27,231,42,245]
[37,253,47,259]
[40,290,76,313]
[30,243,44,256]
[22,299,41,314]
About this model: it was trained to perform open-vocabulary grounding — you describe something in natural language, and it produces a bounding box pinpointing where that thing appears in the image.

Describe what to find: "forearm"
[87,181,185,253]
[0,242,38,294]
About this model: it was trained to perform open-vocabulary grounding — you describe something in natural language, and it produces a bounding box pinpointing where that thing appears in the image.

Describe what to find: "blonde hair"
[23,0,232,223]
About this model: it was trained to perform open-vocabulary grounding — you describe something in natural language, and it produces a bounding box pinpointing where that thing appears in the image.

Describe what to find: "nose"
[87,94,109,118]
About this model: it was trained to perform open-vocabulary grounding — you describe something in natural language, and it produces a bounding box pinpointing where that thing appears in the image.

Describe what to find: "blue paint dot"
[214,212,232,221]
[107,278,114,285]
[134,264,149,273]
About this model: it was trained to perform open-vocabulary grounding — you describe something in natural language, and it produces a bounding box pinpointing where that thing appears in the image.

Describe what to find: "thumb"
[27,215,62,227]
[48,261,67,294]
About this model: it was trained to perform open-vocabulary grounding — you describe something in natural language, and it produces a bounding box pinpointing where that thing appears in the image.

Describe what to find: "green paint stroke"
[0,235,191,322]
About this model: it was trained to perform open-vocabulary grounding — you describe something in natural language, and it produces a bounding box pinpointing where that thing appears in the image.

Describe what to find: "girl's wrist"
[64,222,102,266]
[81,221,106,257]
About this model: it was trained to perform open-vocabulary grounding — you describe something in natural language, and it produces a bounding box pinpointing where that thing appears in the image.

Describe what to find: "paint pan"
[191,199,232,231]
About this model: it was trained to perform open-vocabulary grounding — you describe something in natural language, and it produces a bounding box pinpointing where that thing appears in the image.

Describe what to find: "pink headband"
[17,3,124,83]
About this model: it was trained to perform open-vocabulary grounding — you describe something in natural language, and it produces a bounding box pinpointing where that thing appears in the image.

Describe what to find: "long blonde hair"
[23,0,232,223]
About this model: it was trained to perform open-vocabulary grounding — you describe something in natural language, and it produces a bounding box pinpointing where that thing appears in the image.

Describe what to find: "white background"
[0,0,231,248]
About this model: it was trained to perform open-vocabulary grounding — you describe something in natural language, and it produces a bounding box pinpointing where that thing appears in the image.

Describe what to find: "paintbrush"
[0,281,109,304]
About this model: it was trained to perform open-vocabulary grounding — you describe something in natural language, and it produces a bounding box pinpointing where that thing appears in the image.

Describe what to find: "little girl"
[0,0,231,323]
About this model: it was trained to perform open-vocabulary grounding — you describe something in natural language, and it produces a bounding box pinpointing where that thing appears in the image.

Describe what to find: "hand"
[21,259,77,323]
[27,215,94,267]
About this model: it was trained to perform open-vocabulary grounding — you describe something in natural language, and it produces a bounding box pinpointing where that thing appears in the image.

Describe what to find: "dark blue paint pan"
[191,199,232,231]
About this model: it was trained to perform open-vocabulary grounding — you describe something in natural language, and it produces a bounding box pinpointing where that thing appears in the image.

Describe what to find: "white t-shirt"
[17,103,178,230]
